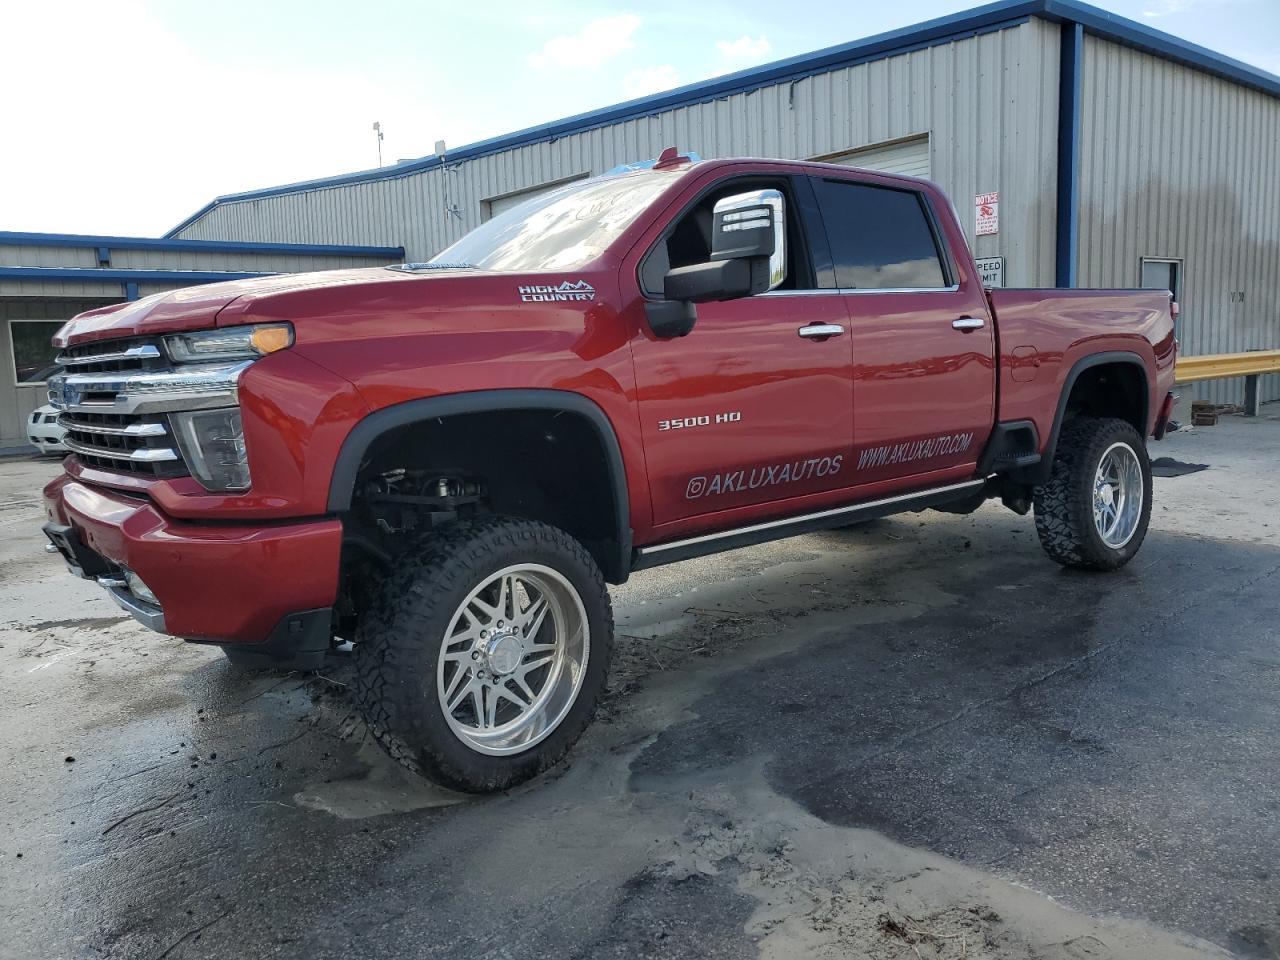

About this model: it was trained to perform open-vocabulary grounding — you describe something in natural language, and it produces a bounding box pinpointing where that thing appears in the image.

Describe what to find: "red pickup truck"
[42,152,1177,791]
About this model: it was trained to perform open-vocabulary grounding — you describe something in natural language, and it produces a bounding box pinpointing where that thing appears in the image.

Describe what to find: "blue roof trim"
[165,0,1280,238]
[0,231,402,259]
[0,266,275,284]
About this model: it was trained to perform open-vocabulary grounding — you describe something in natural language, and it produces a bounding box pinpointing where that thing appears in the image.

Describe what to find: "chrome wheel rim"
[436,564,589,756]
[1093,441,1144,549]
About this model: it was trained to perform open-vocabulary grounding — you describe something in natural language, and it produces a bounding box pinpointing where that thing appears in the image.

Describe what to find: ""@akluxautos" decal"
[685,456,844,500]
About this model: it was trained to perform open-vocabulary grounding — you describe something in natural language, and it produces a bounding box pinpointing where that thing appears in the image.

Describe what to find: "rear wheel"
[1033,416,1152,571]
[354,515,613,792]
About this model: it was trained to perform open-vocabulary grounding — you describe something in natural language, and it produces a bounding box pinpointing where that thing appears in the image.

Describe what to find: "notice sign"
[974,256,1004,287]
[975,192,999,236]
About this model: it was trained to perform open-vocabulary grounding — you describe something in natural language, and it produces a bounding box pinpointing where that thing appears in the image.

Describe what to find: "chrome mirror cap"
[711,188,787,292]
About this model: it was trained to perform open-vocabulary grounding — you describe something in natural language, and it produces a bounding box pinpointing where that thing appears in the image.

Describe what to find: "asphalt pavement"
[1,410,1278,960]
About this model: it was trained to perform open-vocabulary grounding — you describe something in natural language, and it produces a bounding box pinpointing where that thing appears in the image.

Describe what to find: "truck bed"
[988,288,1178,449]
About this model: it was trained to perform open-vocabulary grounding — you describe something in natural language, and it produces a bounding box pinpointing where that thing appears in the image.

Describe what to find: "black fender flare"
[327,389,633,582]
[1028,350,1150,485]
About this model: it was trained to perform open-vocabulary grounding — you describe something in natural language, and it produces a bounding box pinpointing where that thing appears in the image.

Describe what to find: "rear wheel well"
[1061,361,1147,435]
[1000,357,1149,495]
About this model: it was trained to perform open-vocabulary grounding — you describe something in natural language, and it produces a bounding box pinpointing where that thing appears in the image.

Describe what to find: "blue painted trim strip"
[0,266,275,284]
[1055,20,1083,288]
[164,0,1280,239]
[0,231,402,259]
[124,281,140,301]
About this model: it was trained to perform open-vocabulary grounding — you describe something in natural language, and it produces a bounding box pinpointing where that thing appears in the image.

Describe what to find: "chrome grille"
[56,338,166,375]
[52,336,187,477]
[58,412,186,478]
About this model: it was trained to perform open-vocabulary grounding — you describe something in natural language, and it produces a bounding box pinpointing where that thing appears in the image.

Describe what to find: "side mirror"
[644,188,787,340]
[644,299,698,339]
[711,188,787,292]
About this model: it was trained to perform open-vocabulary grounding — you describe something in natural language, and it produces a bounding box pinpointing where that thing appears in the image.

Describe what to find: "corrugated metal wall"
[0,278,124,299]
[0,298,113,446]
[0,245,387,272]
[1077,35,1280,404]
[176,19,1062,287]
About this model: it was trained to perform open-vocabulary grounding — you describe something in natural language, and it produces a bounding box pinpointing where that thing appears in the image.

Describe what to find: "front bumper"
[43,473,342,646]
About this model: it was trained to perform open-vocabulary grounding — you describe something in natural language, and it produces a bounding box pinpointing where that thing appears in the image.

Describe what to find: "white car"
[27,404,68,455]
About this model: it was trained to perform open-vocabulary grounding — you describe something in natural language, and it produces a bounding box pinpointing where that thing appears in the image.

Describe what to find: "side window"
[641,179,814,294]
[812,179,948,290]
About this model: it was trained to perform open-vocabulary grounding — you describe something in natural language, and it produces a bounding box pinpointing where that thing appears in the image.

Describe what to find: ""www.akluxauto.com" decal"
[856,432,974,471]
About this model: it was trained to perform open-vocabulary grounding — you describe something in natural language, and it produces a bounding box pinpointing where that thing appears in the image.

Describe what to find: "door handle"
[952,316,985,331]
[797,323,845,340]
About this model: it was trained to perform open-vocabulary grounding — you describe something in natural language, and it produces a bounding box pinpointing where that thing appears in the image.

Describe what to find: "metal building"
[166,0,1279,405]
[0,234,401,450]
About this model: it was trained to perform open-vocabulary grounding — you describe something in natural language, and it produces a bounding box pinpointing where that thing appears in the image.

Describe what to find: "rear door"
[809,175,995,487]
[629,174,855,526]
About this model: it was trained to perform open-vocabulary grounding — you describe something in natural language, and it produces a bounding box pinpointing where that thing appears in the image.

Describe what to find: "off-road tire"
[353,515,613,793]
[1033,416,1152,571]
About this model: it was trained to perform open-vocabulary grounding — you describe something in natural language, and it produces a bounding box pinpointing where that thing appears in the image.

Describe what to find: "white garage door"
[483,175,588,221]
[820,134,931,178]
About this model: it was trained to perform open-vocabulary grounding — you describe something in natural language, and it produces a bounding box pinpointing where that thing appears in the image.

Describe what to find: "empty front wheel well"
[328,394,632,636]
[337,404,628,582]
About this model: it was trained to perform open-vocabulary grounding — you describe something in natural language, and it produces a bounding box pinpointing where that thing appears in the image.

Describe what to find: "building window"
[811,179,948,290]
[1140,258,1181,302]
[10,320,63,383]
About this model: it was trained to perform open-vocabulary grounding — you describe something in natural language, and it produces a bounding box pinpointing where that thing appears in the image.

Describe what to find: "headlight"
[171,407,251,491]
[165,324,292,363]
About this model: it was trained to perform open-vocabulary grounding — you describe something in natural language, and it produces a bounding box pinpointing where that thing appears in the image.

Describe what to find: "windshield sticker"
[685,455,843,500]
[856,432,974,471]
[519,281,596,302]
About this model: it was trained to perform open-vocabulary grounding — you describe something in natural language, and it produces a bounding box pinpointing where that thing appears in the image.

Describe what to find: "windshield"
[428,171,680,272]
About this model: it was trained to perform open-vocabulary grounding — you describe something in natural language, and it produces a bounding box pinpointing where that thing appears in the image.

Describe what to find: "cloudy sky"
[2,0,1276,237]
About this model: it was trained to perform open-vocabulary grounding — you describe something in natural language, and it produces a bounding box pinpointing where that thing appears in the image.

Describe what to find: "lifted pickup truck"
[43,151,1177,791]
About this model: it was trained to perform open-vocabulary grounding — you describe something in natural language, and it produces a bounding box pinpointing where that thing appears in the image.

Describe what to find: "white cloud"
[622,65,681,98]
[717,35,772,64]
[0,1,482,236]
[528,14,641,70]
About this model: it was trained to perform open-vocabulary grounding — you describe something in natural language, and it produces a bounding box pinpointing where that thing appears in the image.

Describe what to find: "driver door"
[628,175,855,527]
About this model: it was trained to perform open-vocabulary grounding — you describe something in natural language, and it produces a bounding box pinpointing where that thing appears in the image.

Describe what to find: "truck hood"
[54,266,462,347]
